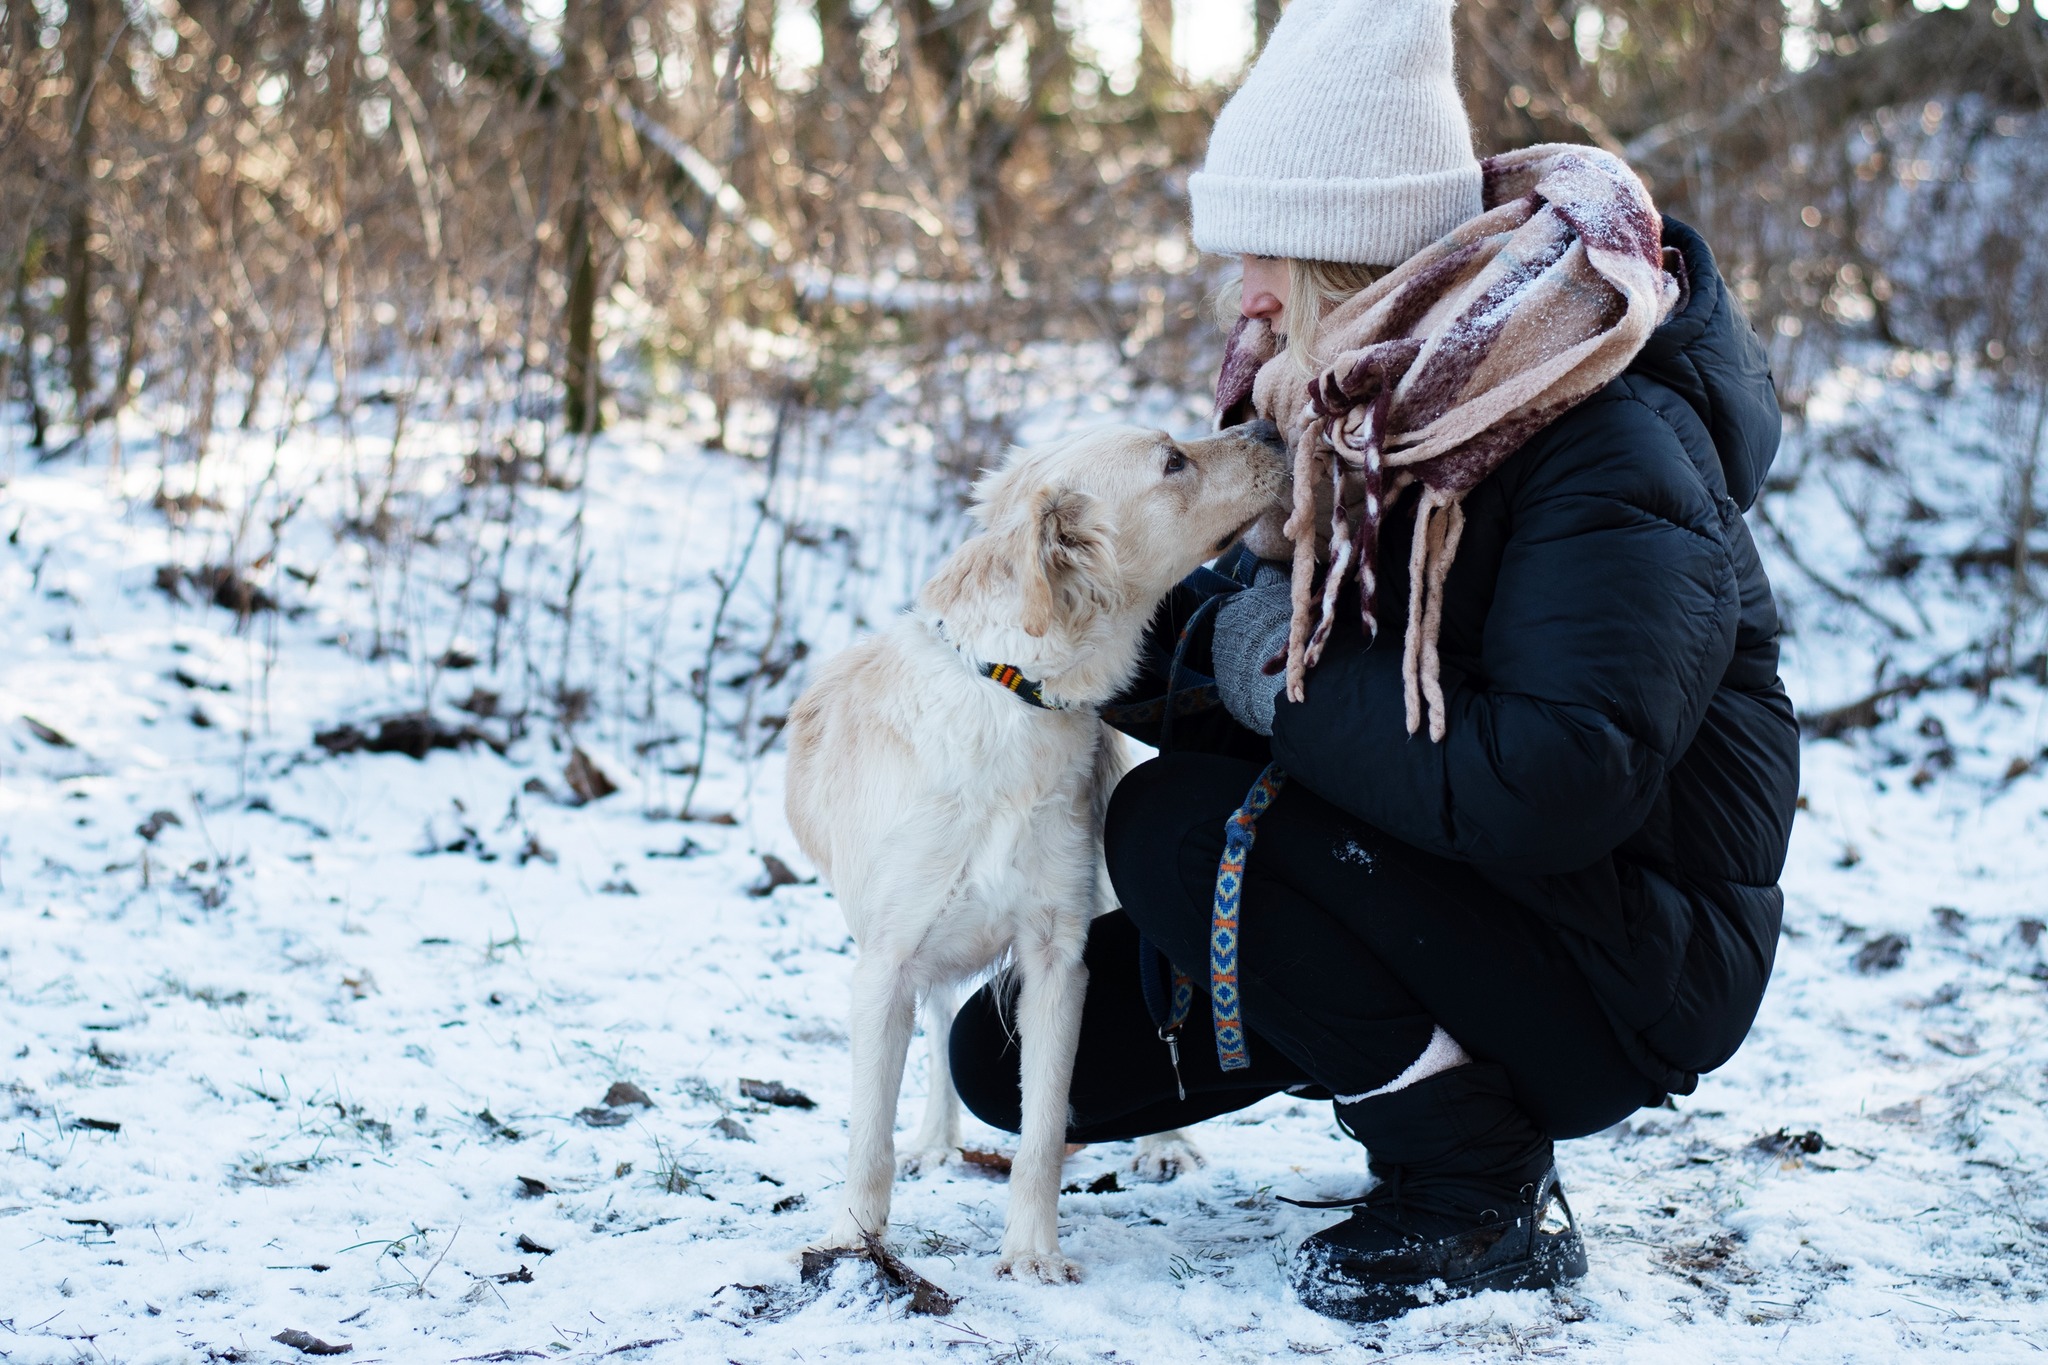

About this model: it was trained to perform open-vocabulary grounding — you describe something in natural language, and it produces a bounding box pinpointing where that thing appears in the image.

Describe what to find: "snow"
[3,352,2047,1362]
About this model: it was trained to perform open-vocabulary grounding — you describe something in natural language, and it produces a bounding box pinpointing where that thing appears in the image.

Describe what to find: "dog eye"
[1163,447,1188,475]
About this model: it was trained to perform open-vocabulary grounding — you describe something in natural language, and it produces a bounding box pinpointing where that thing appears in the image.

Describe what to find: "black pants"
[951,753,1663,1145]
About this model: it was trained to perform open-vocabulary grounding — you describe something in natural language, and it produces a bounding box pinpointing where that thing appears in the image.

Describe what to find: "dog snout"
[1225,418,1287,457]
[1243,418,1286,451]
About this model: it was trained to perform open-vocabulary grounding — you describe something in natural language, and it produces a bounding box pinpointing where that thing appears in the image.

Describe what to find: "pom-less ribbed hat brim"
[1188,0,1483,267]
[1190,165,1483,265]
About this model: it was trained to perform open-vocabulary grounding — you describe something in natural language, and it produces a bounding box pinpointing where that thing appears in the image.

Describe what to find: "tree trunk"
[1254,0,1282,51]
[901,0,957,95]
[14,243,49,449]
[560,0,604,436]
[805,0,865,167]
[1018,0,1072,122]
[563,193,601,435]
[2008,386,2048,668]
[723,0,771,207]
[92,257,156,426]
[816,0,865,100]
[1139,0,1176,102]
[64,0,99,419]
[899,0,990,119]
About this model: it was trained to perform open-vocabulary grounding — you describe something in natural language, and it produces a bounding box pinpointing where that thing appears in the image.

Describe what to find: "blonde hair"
[1213,258,1389,372]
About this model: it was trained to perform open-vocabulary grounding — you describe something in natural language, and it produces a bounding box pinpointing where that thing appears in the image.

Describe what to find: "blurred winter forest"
[2,0,2046,732]
[7,11,2048,1351]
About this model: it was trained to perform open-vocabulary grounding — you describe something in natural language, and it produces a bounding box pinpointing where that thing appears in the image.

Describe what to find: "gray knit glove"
[1210,561,1293,737]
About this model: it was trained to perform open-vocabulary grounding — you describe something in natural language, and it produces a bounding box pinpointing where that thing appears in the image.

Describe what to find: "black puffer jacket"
[1123,219,1798,1096]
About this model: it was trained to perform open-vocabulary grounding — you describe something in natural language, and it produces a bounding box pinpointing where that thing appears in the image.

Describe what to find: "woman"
[949,0,1798,1322]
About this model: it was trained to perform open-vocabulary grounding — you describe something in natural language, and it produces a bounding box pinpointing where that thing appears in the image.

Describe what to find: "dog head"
[920,422,1287,695]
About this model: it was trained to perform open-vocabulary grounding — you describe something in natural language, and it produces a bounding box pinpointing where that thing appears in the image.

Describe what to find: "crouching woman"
[948,0,1798,1323]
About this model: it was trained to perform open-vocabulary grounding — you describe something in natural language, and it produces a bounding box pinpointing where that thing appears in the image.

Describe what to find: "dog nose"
[1232,418,1286,453]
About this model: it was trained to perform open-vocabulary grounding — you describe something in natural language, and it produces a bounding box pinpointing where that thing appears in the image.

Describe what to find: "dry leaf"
[603,1081,655,1109]
[799,1233,956,1316]
[22,715,73,748]
[748,854,806,897]
[737,1078,815,1109]
[959,1147,1013,1176]
[564,747,618,803]
[271,1328,351,1355]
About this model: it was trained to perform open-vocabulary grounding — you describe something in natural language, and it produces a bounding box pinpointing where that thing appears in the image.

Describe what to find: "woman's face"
[1239,255,1289,321]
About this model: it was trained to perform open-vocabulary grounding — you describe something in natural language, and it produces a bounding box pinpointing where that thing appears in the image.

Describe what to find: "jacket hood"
[1629,218,1782,510]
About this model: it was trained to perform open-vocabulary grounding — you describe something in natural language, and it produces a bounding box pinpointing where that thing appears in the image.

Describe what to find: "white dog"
[785,421,1287,1281]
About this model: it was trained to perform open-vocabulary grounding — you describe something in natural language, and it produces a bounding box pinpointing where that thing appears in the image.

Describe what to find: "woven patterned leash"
[1210,763,1286,1069]
[1154,762,1287,1095]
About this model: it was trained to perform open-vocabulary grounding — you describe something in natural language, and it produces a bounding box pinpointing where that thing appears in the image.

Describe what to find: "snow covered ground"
[3,352,2046,1362]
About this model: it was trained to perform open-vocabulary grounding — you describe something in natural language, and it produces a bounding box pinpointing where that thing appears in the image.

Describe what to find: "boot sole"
[1295,1229,1588,1324]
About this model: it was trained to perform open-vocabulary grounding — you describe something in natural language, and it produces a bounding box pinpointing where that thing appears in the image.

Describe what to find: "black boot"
[1288,1063,1586,1322]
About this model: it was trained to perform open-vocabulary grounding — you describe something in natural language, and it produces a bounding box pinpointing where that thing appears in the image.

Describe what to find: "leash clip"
[1157,1024,1186,1103]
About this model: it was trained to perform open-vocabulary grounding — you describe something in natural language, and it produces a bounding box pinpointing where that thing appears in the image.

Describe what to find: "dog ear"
[921,479,1114,637]
[1018,486,1111,638]
[921,457,1033,623]
[921,531,1007,626]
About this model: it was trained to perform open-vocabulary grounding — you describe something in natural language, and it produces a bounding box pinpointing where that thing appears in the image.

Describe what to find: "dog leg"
[996,929,1087,1283]
[1133,1128,1206,1181]
[817,949,918,1251]
[900,984,960,1176]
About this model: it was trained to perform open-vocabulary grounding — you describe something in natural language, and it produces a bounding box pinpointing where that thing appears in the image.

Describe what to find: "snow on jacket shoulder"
[1270,218,1800,1094]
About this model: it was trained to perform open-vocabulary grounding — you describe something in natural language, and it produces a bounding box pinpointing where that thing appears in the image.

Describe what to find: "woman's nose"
[1239,254,1288,322]
[1241,288,1283,321]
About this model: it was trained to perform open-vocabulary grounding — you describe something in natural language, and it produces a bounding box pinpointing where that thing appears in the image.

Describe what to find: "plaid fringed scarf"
[1214,144,1683,740]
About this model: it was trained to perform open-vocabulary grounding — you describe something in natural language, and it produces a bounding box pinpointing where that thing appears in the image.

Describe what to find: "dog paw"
[996,1250,1082,1284]
[806,1216,878,1256]
[1132,1132,1205,1182]
[897,1145,954,1178]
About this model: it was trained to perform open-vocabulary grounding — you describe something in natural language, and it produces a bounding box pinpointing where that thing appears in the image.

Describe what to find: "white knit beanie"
[1189,0,1482,266]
